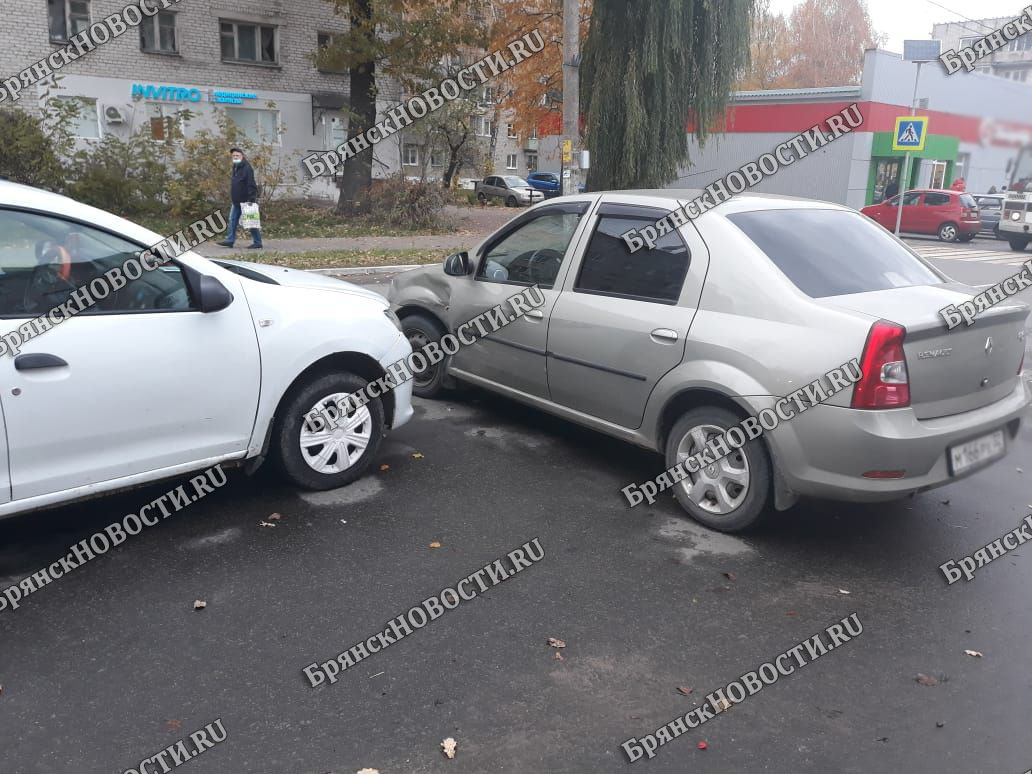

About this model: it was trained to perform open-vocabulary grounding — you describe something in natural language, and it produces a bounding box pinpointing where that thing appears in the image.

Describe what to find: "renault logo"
[985,336,993,356]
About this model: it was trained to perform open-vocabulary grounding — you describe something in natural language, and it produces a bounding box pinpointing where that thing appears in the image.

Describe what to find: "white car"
[0,182,413,519]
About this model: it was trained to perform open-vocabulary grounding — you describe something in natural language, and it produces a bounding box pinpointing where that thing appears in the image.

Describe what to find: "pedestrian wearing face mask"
[216,147,263,249]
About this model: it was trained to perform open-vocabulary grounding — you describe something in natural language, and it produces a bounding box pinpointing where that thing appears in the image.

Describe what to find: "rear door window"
[727,208,943,298]
[574,214,691,303]
[959,193,977,208]
[924,193,951,206]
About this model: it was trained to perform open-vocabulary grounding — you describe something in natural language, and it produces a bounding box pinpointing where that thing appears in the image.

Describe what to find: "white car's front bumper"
[381,331,415,430]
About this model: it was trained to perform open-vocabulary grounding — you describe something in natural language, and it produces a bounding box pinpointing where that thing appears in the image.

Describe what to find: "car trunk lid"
[824,284,1028,419]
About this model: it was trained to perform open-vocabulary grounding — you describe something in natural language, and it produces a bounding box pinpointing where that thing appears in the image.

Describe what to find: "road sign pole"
[894,152,910,237]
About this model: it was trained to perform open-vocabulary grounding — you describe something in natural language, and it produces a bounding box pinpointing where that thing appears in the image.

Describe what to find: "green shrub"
[67,133,172,217]
[0,109,65,191]
[364,177,450,229]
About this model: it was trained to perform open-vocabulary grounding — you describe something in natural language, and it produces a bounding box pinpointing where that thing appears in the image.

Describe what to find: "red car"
[860,188,981,242]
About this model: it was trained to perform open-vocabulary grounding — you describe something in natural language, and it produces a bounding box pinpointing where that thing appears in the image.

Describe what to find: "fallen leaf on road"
[268,513,282,521]
[964,649,983,658]
[838,589,851,595]
[357,769,380,774]
[553,651,563,661]
[547,637,566,649]
[876,736,889,742]
[441,737,457,759]
[697,741,708,750]
[429,541,442,549]
[167,719,182,731]
[713,697,732,712]
[914,673,938,686]
[379,464,390,471]
[940,499,950,506]
[193,600,206,610]
[722,572,736,581]
[412,452,425,459]
[259,521,277,528]
[785,610,798,616]
[677,686,693,696]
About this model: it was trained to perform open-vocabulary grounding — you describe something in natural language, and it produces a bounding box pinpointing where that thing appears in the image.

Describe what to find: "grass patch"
[136,201,452,240]
[236,248,451,271]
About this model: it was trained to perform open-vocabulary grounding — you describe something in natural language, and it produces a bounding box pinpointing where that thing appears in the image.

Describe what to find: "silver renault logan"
[388,191,1029,532]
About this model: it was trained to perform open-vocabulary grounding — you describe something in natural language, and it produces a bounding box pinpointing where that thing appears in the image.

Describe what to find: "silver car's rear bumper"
[765,378,1030,502]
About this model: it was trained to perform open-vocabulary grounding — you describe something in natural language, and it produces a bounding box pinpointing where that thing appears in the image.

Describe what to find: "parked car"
[389,191,1029,532]
[0,181,413,520]
[475,175,546,207]
[973,193,1006,239]
[860,189,981,241]
[526,171,562,198]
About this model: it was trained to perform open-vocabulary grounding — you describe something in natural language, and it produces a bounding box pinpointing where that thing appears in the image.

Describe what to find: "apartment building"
[0,0,535,198]
[931,16,1032,83]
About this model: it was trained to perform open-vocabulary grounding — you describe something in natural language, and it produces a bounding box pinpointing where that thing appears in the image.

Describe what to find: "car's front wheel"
[664,407,773,533]
[938,222,959,241]
[1008,236,1030,251]
[477,192,487,204]
[401,313,449,398]
[275,372,384,490]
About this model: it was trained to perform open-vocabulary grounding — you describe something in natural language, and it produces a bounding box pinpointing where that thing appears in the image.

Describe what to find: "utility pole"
[561,0,579,195]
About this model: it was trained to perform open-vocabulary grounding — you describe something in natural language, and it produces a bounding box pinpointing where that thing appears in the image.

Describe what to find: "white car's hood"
[211,259,387,305]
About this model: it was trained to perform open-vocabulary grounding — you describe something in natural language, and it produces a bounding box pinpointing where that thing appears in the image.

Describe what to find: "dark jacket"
[231,160,258,204]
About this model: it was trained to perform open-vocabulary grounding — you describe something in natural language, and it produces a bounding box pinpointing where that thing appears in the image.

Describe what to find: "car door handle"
[650,328,678,343]
[14,353,68,370]
[525,309,544,321]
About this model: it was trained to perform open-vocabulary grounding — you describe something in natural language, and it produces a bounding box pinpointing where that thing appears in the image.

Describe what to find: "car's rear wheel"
[506,195,518,207]
[401,313,449,398]
[938,222,958,241]
[1008,236,1030,251]
[275,372,384,490]
[957,233,975,242]
[664,407,773,533]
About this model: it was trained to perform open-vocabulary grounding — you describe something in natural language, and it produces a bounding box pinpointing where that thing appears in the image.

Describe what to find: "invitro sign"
[131,84,203,102]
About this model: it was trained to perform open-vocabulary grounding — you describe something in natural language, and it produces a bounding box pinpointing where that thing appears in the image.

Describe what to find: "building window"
[325,115,347,149]
[960,36,979,49]
[505,153,518,170]
[140,11,177,53]
[147,104,185,142]
[1008,32,1032,52]
[225,107,279,144]
[403,144,419,166]
[48,0,89,42]
[430,149,444,167]
[220,20,278,65]
[526,152,538,172]
[53,96,100,138]
[506,123,517,138]
[474,116,493,137]
[316,32,346,73]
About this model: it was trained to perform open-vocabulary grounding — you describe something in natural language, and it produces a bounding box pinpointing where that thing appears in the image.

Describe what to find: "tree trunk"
[335,0,376,216]
[442,131,468,188]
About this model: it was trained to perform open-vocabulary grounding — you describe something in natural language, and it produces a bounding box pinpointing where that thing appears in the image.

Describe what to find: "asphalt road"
[1,238,1031,773]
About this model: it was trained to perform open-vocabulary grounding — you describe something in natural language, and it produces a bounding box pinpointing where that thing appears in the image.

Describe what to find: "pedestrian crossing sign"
[892,116,929,151]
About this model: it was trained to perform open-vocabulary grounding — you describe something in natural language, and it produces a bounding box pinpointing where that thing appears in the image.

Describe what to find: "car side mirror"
[443,251,473,276]
[198,274,234,312]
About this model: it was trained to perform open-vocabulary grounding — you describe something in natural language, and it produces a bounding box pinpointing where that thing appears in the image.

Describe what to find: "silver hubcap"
[675,423,750,515]
[299,392,371,474]
[941,225,956,240]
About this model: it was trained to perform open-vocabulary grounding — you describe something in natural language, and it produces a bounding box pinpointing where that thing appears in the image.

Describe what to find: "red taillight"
[851,320,910,409]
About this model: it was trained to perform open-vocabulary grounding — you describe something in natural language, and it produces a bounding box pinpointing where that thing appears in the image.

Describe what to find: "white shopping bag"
[240,202,261,230]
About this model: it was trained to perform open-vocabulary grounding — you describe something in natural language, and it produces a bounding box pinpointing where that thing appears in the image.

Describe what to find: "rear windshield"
[726,209,943,298]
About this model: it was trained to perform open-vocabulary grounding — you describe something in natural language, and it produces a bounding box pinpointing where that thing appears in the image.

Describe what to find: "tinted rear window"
[727,209,943,298]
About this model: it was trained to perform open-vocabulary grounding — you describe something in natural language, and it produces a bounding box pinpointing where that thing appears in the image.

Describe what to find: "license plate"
[949,430,1006,476]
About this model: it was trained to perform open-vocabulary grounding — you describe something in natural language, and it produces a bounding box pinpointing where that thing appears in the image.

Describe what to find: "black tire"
[957,233,975,243]
[477,192,487,204]
[401,313,449,398]
[274,371,384,490]
[664,407,773,533]
[1008,236,1030,252]
[938,222,959,242]
[506,195,518,207]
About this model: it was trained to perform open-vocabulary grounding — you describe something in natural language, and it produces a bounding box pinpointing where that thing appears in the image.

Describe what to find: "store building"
[670,48,1032,207]
[0,0,530,198]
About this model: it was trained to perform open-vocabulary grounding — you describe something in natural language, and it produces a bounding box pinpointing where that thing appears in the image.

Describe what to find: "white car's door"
[0,207,261,502]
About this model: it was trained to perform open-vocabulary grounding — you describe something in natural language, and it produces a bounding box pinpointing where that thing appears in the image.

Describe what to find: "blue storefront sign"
[131,83,203,102]
[212,90,258,105]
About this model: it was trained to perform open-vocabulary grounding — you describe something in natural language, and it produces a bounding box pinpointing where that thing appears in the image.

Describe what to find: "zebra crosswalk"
[904,240,1029,268]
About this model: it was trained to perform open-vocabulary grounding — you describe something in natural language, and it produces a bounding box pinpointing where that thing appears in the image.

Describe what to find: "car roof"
[593,188,849,214]
[0,179,166,246]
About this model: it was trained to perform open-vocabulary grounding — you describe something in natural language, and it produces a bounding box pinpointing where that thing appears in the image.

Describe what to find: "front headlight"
[384,308,404,332]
